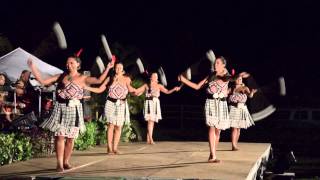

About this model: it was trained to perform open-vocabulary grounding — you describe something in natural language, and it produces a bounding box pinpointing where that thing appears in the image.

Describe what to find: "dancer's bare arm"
[126,77,138,94]
[27,58,60,85]
[85,62,114,85]
[135,84,147,96]
[179,75,207,90]
[248,88,257,98]
[159,85,180,94]
[84,77,109,93]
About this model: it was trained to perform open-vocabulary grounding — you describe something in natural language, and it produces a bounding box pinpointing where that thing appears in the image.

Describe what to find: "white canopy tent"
[0,47,63,87]
[0,48,64,115]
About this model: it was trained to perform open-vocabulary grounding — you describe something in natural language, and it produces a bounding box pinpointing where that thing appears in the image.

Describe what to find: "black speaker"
[11,111,38,128]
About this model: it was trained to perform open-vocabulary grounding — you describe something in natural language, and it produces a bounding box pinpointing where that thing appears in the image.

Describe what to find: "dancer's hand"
[174,86,181,91]
[251,89,258,94]
[107,61,114,69]
[27,58,34,68]
[249,88,258,98]
[111,55,116,65]
[83,85,89,90]
[239,72,250,78]
[2,107,11,114]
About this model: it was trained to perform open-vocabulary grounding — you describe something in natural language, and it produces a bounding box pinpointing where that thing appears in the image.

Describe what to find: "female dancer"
[84,62,137,154]
[179,56,231,163]
[229,73,257,151]
[135,72,180,144]
[28,55,113,172]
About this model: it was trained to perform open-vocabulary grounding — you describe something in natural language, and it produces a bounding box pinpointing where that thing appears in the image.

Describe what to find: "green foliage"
[0,133,14,165]
[128,78,145,115]
[120,122,134,142]
[95,119,107,145]
[130,119,143,142]
[13,134,32,162]
[74,121,98,150]
[0,133,32,166]
[31,130,55,157]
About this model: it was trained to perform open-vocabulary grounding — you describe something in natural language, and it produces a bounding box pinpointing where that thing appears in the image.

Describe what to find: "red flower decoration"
[111,55,116,63]
[231,69,235,76]
[76,48,83,57]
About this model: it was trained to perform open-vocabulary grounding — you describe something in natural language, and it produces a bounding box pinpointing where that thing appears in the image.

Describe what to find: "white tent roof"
[0,47,63,86]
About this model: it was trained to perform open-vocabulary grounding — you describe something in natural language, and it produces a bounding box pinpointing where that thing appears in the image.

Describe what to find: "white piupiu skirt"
[229,104,254,129]
[104,99,130,126]
[143,98,162,123]
[40,101,85,139]
[205,98,230,130]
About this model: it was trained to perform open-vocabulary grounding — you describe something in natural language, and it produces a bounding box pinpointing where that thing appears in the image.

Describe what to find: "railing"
[271,108,320,122]
[93,104,320,129]
[160,104,205,129]
[160,105,320,128]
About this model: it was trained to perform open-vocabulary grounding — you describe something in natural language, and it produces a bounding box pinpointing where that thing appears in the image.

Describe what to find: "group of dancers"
[27,52,257,172]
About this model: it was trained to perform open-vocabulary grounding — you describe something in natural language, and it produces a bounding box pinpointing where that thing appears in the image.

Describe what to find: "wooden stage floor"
[0,141,271,180]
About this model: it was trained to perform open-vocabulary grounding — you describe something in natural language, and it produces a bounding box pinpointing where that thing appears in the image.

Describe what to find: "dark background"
[1,0,320,107]
[2,1,320,177]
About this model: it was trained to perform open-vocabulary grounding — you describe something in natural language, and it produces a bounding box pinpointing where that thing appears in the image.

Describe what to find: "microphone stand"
[38,87,42,118]
[14,89,17,114]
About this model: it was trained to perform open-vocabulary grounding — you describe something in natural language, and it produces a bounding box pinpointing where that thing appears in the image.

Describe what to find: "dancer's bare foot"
[56,166,64,172]
[113,150,121,155]
[208,154,221,163]
[232,146,240,151]
[107,148,114,155]
[63,163,73,169]
[147,141,156,145]
[107,151,114,155]
[150,141,155,145]
[208,158,221,163]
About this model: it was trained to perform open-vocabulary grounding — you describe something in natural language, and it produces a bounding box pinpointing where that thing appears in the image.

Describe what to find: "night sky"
[1,0,320,107]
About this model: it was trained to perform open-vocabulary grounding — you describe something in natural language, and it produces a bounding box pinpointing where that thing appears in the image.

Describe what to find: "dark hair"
[216,56,227,66]
[146,72,157,93]
[0,72,13,86]
[21,70,30,74]
[0,72,7,78]
[231,74,241,82]
[105,62,127,90]
[68,55,82,69]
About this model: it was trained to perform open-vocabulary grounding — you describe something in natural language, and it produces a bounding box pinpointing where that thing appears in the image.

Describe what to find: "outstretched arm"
[248,88,257,98]
[243,86,257,98]
[159,85,180,94]
[135,84,147,96]
[179,75,207,90]
[27,58,60,85]
[239,72,250,78]
[85,62,114,85]
[126,77,138,94]
[84,77,109,93]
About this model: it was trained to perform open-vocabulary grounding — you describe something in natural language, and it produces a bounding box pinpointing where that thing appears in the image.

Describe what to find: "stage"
[0,141,271,180]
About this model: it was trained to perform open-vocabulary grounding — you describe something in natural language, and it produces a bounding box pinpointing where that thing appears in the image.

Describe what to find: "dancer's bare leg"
[107,124,114,154]
[55,136,65,171]
[231,128,240,150]
[208,127,221,163]
[231,128,237,149]
[113,125,122,154]
[237,129,241,143]
[63,138,74,169]
[147,120,155,144]
[215,128,221,149]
